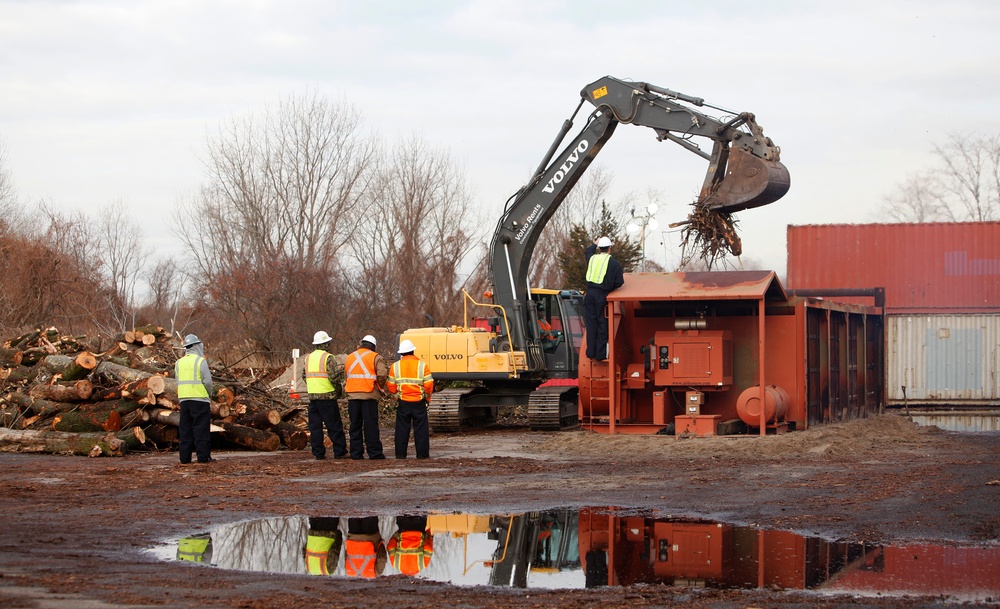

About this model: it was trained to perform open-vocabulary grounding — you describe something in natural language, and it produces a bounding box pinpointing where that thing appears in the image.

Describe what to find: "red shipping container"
[786,222,1000,313]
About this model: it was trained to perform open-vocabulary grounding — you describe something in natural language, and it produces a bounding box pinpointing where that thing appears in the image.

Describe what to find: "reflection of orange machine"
[578,508,1000,596]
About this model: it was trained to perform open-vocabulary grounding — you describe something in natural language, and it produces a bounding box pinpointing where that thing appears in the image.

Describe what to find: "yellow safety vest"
[177,535,211,562]
[176,354,209,400]
[305,534,337,575]
[586,253,611,284]
[305,350,336,395]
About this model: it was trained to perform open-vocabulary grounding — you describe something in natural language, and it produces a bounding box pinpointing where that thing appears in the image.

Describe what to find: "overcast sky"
[2,0,999,276]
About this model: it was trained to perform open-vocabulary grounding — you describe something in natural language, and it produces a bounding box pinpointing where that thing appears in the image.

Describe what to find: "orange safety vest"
[344,348,379,393]
[388,356,433,402]
[344,538,378,578]
[387,530,433,575]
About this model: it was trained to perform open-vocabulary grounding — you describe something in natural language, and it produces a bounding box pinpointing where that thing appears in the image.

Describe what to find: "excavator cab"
[529,290,585,376]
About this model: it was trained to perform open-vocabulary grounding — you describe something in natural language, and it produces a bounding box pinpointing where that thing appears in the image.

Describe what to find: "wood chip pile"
[0,326,308,457]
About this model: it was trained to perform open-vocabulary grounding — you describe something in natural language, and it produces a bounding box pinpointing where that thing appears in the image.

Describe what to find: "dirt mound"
[540,414,944,459]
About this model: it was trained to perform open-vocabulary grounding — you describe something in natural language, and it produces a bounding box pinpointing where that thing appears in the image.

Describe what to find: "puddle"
[151,508,1000,602]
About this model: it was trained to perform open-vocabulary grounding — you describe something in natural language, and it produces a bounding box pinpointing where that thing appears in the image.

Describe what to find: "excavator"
[400,76,790,431]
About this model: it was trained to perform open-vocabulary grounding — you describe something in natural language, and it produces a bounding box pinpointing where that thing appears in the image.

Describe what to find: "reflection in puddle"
[158,509,1000,601]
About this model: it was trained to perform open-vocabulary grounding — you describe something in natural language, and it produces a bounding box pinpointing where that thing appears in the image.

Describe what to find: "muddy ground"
[0,414,998,609]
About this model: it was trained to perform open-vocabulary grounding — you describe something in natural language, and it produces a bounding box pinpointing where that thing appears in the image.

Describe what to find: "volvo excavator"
[400,75,790,431]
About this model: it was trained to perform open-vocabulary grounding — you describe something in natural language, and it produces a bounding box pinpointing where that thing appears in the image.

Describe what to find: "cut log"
[93,360,156,384]
[141,333,157,346]
[124,330,137,344]
[41,352,98,381]
[20,347,54,366]
[142,423,178,447]
[5,392,78,419]
[142,407,180,427]
[235,408,281,429]
[0,347,23,367]
[271,421,308,450]
[28,379,94,402]
[52,409,122,433]
[77,399,144,417]
[0,428,125,456]
[220,422,281,451]
[116,426,147,451]
[6,365,39,384]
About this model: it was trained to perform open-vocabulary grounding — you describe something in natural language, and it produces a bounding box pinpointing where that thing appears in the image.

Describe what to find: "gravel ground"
[0,414,998,608]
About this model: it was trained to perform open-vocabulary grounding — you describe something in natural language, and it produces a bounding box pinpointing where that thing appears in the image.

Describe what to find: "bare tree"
[0,139,29,236]
[95,199,150,333]
[879,171,950,223]
[350,135,480,335]
[880,133,1000,222]
[176,91,380,352]
[933,133,999,221]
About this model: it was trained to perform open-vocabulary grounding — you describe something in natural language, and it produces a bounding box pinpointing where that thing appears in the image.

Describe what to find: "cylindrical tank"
[736,385,789,426]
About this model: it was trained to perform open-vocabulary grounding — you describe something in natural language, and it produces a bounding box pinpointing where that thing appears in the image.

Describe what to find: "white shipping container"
[887,314,1000,404]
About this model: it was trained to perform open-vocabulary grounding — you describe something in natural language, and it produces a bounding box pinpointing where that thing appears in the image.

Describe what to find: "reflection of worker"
[387,340,434,460]
[176,334,214,465]
[177,533,213,563]
[344,517,387,578]
[583,237,624,361]
[304,517,342,575]
[387,515,434,575]
[304,330,348,460]
[344,334,387,460]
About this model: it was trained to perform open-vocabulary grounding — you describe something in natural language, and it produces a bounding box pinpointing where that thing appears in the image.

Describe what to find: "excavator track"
[527,387,579,431]
[428,388,468,432]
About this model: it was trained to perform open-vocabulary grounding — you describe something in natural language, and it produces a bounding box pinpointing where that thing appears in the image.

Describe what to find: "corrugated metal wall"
[787,222,1000,313]
[887,314,1000,404]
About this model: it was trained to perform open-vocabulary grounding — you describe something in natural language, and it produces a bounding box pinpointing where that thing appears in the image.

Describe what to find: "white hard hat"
[362,334,377,347]
[397,339,416,354]
[312,330,333,345]
[597,236,613,248]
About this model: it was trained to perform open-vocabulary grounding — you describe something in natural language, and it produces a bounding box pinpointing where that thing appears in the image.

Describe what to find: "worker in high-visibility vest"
[344,516,386,578]
[176,534,213,563]
[304,517,342,576]
[344,334,388,460]
[583,236,624,361]
[303,330,348,460]
[175,334,215,464]
[386,515,433,576]
[386,340,434,459]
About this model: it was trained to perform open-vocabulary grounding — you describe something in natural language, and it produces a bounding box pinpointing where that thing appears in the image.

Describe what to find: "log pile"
[0,326,308,456]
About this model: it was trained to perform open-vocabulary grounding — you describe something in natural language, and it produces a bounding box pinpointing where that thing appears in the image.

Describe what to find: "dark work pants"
[394,399,430,459]
[583,289,609,360]
[179,400,212,463]
[308,399,347,459]
[348,398,384,459]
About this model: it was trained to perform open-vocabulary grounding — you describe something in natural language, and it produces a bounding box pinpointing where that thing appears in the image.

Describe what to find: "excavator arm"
[488,76,790,356]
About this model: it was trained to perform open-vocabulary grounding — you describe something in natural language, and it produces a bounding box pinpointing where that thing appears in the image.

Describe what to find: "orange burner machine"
[578,271,884,436]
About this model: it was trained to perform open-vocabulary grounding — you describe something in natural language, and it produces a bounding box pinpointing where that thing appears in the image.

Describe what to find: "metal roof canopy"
[607,270,788,304]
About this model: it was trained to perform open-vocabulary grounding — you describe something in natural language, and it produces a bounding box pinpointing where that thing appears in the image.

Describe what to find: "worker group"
[303,332,433,461]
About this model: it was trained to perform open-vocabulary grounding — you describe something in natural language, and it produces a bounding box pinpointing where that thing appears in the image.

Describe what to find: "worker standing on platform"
[304,330,348,460]
[176,334,214,465]
[583,236,624,361]
[387,340,434,459]
[344,334,387,460]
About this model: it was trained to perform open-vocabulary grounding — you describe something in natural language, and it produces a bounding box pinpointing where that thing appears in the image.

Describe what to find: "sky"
[3,0,1000,278]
